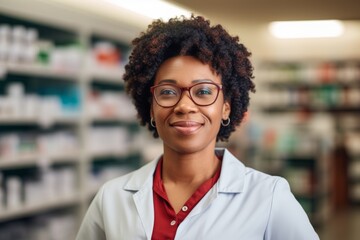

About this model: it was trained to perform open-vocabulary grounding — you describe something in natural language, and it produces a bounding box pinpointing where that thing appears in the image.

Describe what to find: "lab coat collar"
[123,158,160,240]
[123,157,160,191]
[181,149,245,224]
[123,148,245,193]
[123,148,245,239]
[216,148,246,193]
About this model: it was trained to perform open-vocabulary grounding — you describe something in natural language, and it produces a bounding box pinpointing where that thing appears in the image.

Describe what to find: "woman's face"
[151,55,230,154]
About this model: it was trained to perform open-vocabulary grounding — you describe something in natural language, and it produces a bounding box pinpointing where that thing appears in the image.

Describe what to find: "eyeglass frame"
[150,82,223,108]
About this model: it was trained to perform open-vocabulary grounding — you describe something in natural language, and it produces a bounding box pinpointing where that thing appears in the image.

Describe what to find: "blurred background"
[0,0,359,239]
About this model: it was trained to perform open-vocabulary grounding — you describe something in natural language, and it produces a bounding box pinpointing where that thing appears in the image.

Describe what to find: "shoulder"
[219,148,285,195]
[263,170,319,238]
[245,167,287,191]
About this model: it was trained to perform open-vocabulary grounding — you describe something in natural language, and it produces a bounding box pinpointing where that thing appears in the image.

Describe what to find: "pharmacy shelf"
[0,152,80,169]
[0,194,81,222]
[89,150,139,161]
[0,2,144,230]
[86,67,125,84]
[257,59,360,223]
[263,80,360,88]
[0,39,127,86]
[262,106,360,114]
[0,62,80,80]
[0,116,79,125]
[0,62,124,85]
[88,116,137,124]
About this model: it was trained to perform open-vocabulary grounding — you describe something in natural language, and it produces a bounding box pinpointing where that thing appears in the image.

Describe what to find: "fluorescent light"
[105,0,192,20]
[269,20,344,39]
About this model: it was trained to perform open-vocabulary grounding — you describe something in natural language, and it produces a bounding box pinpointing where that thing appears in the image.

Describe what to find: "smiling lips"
[170,121,203,135]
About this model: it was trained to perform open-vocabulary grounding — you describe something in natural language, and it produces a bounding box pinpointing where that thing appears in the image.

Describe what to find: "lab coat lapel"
[181,149,245,219]
[133,184,154,240]
[124,158,160,240]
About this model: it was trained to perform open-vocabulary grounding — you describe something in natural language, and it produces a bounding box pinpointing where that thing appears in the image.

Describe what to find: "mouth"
[170,121,204,135]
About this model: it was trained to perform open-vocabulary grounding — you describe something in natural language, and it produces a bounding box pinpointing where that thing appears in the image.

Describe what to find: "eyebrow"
[158,79,214,84]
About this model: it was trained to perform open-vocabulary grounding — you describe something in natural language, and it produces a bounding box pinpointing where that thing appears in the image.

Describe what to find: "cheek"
[205,105,224,124]
[152,105,171,123]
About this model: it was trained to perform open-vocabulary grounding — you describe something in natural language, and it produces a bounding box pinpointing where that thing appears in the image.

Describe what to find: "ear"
[222,101,231,120]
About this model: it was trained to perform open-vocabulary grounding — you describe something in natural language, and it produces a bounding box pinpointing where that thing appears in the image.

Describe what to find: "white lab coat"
[76,148,319,240]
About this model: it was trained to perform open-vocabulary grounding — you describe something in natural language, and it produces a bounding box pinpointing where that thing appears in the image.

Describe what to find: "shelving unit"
[253,59,360,225]
[0,2,146,238]
[0,194,81,222]
[0,62,81,79]
[0,152,79,170]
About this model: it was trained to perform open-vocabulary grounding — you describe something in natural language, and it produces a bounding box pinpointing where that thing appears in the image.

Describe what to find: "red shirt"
[151,158,221,240]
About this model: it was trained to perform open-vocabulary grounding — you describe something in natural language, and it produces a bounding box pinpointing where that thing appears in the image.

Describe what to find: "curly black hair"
[123,15,255,141]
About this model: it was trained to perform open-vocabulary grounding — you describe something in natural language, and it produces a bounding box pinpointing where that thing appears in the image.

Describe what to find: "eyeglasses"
[150,82,222,108]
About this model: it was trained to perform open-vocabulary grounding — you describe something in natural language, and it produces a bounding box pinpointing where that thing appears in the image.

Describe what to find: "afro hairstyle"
[123,15,255,141]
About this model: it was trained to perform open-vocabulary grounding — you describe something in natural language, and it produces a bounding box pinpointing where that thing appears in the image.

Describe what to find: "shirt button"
[182,206,188,212]
[170,220,176,226]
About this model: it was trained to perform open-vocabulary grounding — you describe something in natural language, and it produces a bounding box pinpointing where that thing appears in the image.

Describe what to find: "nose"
[173,91,198,114]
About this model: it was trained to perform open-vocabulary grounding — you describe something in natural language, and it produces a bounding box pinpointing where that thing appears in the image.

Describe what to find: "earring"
[221,118,230,126]
[150,118,156,128]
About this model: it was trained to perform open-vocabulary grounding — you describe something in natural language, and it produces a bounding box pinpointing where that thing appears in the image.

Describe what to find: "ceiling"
[169,0,360,25]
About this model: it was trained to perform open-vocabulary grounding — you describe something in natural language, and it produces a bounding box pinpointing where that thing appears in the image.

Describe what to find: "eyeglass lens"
[153,83,220,107]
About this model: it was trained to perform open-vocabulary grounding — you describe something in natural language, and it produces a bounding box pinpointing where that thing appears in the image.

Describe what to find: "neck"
[161,146,220,185]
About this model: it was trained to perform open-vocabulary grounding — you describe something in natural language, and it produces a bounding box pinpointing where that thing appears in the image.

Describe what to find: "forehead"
[154,56,221,85]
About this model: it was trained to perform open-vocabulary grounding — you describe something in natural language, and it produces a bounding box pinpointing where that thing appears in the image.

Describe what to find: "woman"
[76,16,319,239]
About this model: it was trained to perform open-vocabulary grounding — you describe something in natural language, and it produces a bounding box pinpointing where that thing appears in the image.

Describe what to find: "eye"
[197,88,212,95]
[194,86,213,97]
[158,88,178,96]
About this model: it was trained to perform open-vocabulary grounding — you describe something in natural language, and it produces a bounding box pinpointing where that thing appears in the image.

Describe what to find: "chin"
[164,139,216,155]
